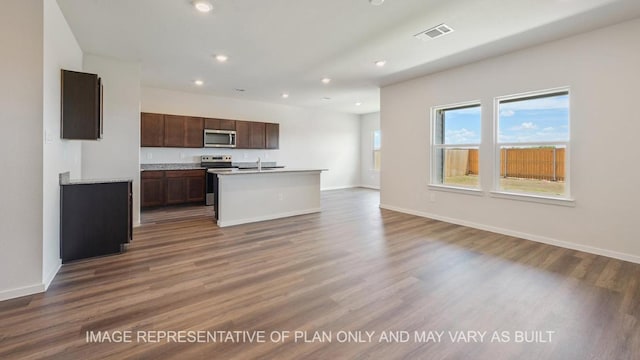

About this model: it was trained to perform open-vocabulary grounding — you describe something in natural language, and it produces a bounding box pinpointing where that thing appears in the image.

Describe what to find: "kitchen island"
[208,168,325,227]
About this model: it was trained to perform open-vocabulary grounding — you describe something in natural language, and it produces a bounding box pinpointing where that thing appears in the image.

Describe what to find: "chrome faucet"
[257,157,262,171]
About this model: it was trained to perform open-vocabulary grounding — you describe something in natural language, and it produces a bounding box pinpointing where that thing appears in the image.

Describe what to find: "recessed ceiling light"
[215,54,228,63]
[369,0,385,6]
[281,93,289,99]
[193,1,213,13]
[321,78,331,84]
[194,80,204,86]
[375,60,386,67]
[322,97,331,101]
[234,88,245,92]
[355,102,362,106]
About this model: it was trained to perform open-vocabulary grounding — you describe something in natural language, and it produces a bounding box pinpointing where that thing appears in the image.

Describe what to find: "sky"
[442,94,569,144]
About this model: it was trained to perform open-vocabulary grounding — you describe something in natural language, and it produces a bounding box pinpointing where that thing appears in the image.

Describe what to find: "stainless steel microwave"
[204,129,236,148]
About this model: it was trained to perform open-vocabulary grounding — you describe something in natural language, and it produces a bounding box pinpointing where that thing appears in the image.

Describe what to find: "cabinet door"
[219,119,236,130]
[204,118,220,130]
[186,174,205,203]
[185,117,204,148]
[164,115,186,147]
[235,121,251,149]
[204,118,236,131]
[61,70,101,140]
[141,172,165,207]
[141,113,165,147]
[265,123,279,149]
[249,122,266,149]
[165,177,187,204]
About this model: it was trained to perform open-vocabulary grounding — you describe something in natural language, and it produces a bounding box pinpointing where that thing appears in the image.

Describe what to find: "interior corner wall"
[139,87,361,190]
[0,0,45,300]
[380,18,640,262]
[42,0,83,289]
[82,55,141,225]
[359,112,380,189]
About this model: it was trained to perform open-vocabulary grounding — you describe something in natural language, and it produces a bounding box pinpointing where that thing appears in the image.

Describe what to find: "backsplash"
[140,147,280,164]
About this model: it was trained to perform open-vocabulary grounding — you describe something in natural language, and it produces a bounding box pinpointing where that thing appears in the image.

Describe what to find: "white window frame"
[429,100,483,195]
[372,130,381,172]
[491,87,575,206]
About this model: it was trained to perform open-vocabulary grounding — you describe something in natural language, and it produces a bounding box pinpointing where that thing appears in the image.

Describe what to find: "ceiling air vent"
[414,23,454,41]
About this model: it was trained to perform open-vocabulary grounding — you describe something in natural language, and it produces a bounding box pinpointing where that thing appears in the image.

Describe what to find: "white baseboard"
[380,203,640,264]
[217,208,321,227]
[358,185,380,190]
[43,259,62,290]
[0,283,45,302]
[321,185,358,191]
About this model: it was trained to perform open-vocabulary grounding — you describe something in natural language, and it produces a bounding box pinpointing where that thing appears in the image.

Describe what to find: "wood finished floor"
[1,188,639,359]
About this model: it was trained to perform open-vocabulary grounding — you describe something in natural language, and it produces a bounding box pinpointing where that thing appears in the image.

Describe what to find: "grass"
[444,175,565,196]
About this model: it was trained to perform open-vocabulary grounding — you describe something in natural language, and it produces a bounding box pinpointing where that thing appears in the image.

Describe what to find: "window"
[431,103,481,189]
[495,90,569,198]
[373,130,381,171]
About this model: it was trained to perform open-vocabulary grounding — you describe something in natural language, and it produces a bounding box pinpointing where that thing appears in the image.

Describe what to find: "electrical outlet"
[179,152,185,159]
[429,192,436,202]
[146,153,153,160]
[244,153,249,159]
[278,193,284,201]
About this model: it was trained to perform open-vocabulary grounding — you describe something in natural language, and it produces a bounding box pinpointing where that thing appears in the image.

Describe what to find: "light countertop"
[141,163,205,171]
[208,168,326,176]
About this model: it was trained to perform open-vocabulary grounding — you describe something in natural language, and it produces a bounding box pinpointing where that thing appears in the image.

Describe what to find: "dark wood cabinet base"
[141,170,205,208]
[60,181,132,263]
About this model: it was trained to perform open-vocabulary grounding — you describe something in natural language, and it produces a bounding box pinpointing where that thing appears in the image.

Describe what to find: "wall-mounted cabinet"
[61,69,103,140]
[141,113,164,147]
[141,170,205,208]
[204,118,236,131]
[141,112,278,150]
[141,113,204,148]
[265,123,279,149]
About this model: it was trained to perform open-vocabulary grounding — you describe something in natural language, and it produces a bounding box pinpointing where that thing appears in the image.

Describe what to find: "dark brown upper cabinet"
[61,69,103,140]
[141,113,164,147]
[249,122,266,149]
[163,115,186,147]
[235,120,251,149]
[184,117,204,148]
[204,118,236,131]
[265,123,279,149]
[140,112,278,149]
[162,115,203,148]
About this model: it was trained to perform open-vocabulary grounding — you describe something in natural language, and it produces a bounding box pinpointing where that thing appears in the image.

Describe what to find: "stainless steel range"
[201,155,234,205]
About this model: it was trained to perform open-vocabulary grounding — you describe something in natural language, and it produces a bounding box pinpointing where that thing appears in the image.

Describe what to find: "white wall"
[42,0,83,289]
[140,87,361,190]
[0,0,45,300]
[360,112,380,189]
[82,55,141,225]
[380,18,640,262]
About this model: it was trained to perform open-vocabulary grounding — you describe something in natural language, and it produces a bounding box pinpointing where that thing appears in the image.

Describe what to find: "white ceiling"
[57,0,640,115]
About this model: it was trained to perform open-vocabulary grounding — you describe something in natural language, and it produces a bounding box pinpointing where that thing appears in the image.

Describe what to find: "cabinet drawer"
[141,170,165,179]
[165,170,205,178]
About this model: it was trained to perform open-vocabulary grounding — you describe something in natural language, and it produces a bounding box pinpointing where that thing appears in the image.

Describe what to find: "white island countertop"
[208,168,326,175]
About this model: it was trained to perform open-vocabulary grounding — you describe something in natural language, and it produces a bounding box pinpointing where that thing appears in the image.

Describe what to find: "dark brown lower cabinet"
[60,181,132,263]
[166,176,187,205]
[186,175,206,202]
[141,171,165,207]
[141,170,205,208]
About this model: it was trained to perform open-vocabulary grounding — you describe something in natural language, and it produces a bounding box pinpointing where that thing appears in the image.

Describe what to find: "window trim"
[372,130,381,172]
[429,100,482,190]
[493,87,573,202]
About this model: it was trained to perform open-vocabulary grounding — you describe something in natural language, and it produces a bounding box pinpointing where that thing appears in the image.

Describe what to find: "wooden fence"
[460,148,565,181]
